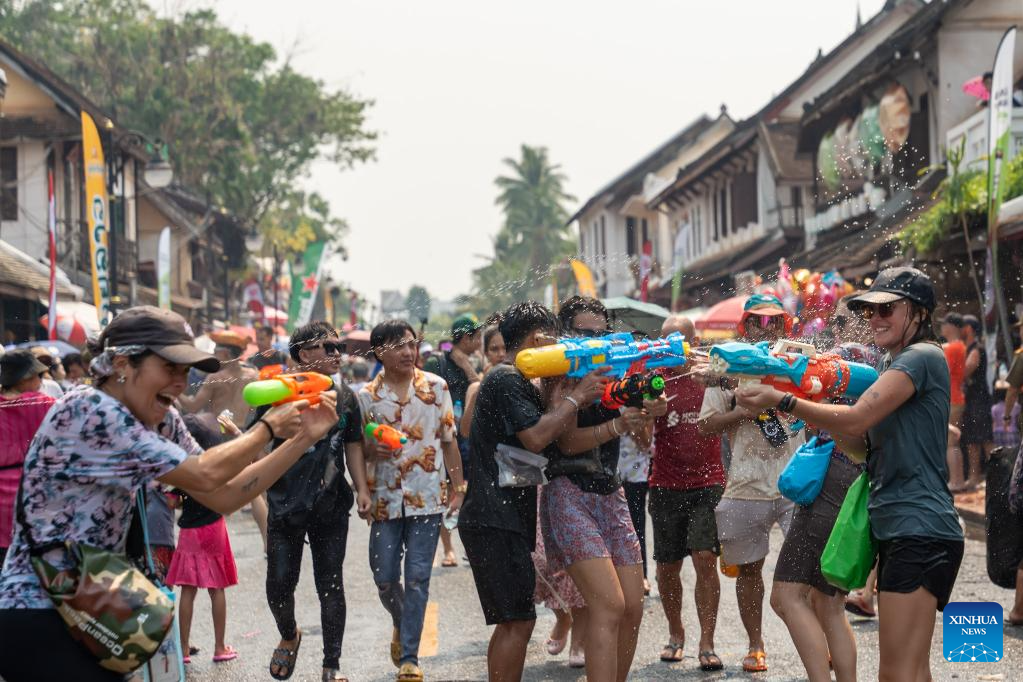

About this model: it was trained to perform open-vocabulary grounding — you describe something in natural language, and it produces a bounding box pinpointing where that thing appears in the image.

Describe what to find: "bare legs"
[488,619,535,682]
[878,588,938,682]
[567,559,644,682]
[439,526,457,565]
[178,586,231,658]
[655,550,720,653]
[251,493,268,554]
[178,585,198,655]
[772,581,856,681]
[736,559,766,652]
[1009,565,1023,624]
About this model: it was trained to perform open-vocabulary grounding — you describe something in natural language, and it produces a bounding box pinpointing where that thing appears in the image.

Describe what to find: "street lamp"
[142,140,174,189]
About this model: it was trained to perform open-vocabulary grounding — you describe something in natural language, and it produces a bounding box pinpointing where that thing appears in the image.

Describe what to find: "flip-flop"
[742,649,768,673]
[183,655,191,665]
[660,640,684,662]
[699,650,724,671]
[844,597,876,618]
[213,646,239,662]
[270,631,302,680]
[441,557,458,568]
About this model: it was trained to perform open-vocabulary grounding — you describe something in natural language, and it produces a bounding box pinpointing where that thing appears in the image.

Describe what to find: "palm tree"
[471,145,576,313]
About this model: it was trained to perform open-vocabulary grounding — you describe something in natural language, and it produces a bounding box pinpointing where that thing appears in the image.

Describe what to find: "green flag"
[287,242,330,332]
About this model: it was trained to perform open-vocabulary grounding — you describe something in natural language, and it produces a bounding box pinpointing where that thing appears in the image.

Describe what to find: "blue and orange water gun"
[515,332,691,380]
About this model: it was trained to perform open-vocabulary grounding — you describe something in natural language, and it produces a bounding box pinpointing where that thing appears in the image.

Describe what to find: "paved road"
[181,511,1021,682]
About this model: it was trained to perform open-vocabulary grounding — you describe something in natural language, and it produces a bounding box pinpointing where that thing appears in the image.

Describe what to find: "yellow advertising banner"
[569,259,598,299]
[81,112,111,327]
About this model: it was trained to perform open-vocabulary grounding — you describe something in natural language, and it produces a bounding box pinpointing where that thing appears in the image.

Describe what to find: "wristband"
[564,395,580,410]
[454,482,468,494]
[777,393,797,413]
[257,417,277,442]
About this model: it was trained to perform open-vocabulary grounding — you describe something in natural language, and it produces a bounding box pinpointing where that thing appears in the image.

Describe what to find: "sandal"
[844,593,876,618]
[269,631,302,680]
[441,557,458,568]
[397,662,424,681]
[322,668,349,682]
[699,650,723,671]
[742,649,768,672]
[660,639,684,662]
[390,627,402,667]
[213,646,239,662]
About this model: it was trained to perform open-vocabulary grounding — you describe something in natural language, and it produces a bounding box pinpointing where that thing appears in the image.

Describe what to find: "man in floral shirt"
[358,319,465,682]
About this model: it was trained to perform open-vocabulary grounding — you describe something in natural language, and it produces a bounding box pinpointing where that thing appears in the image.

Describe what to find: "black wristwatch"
[777,393,797,413]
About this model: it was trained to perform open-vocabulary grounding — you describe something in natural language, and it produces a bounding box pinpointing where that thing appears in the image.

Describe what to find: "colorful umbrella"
[38,302,102,346]
[695,295,750,337]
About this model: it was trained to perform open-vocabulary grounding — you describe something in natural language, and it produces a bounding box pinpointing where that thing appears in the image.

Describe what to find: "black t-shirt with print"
[460,364,553,543]
[255,381,363,522]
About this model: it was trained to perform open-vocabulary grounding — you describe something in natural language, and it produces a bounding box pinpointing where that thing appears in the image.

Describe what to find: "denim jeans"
[368,513,442,665]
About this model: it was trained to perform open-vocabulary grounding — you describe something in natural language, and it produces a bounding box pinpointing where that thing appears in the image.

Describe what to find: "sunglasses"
[749,314,782,328]
[571,327,611,338]
[304,341,346,355]
[857,302,899,320]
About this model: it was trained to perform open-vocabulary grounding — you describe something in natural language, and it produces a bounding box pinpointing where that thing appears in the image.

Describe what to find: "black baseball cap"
[0,349,48,387]
[847,267,936,312]
[97,306,220,373]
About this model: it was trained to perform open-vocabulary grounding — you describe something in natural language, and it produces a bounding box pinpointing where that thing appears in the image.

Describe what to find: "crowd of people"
[0,265,1021,681]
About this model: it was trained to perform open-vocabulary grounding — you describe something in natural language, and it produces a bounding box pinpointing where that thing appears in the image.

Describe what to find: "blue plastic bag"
[778,436,833,506]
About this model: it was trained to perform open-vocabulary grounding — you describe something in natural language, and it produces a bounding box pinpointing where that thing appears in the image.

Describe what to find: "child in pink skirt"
[167,413,239,664]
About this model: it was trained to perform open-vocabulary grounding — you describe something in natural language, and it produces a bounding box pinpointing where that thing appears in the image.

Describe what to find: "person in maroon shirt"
[648,316,725,671]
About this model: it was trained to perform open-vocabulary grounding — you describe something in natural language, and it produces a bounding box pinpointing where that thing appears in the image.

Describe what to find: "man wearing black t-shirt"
[459,302,606,681]
[256,321,371,682]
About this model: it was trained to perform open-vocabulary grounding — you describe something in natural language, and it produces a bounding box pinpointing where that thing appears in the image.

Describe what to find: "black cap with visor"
[846,267,936,312]
[96,306,220,373]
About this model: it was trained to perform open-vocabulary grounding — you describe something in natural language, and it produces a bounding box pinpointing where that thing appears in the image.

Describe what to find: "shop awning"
[0,239,82,301]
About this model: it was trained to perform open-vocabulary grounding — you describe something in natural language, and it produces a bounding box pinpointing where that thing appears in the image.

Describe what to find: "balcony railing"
[946,107,1023,174]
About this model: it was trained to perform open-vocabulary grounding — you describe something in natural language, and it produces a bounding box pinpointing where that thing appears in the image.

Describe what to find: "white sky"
[208,0,888,304]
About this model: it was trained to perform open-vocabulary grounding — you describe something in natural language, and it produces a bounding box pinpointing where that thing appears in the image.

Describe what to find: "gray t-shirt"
[866,343,962,541]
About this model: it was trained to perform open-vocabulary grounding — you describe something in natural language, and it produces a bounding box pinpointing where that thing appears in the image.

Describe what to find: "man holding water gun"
[252,321,371,682]
[697,294,804,673]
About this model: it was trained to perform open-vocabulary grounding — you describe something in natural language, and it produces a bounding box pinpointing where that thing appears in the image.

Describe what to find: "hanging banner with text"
[81,111,111,327]
[986,26,1016,367]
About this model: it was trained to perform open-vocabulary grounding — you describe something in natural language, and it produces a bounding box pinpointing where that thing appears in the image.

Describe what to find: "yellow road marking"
[418,601,439,658]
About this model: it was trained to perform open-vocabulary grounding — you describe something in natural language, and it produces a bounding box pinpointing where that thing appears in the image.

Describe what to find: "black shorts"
[877,536,964,611]
[775,455,861,596]
[459,526,537,625]
[649,485,723,564]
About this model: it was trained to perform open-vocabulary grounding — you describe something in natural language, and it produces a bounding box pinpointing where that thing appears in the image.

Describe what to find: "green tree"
[1,0,375,256]
[469,144,576,315]
[406,285,431,326]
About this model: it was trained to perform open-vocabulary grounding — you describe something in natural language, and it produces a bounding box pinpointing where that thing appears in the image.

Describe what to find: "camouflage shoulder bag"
[16,483,175,674]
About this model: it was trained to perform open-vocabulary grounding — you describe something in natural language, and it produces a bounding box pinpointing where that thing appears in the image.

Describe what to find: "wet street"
[180,509,1023,681]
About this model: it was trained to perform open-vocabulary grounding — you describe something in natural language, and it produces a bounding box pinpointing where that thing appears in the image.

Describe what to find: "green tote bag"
[820,471,877,591]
